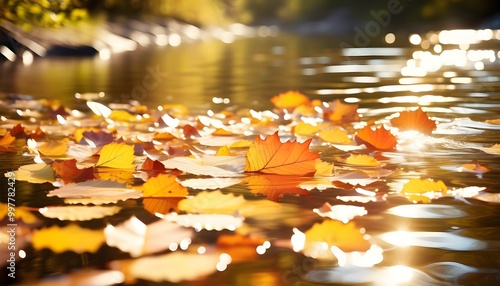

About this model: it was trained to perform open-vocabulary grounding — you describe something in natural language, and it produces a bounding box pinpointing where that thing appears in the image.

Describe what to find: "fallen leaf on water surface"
[355,126,397,150]
[313,203,368,223]
[485,119,500,124]
[105,216,193,257]
[183,124,200,138]
[10,123,29,139]
[152,131,176,141]
[314,160,334,177]
[401,178,447,203]
[48,180,141,202]
[271,90,310,110]
[390,107,436,134]
[140,157,166,172]
[244,174,310,201]
[345,154,381,167]
[293,122,321,136]
[39,205,121,221]
[324,99,360,123]
[12,163,54,184]
[82,130,115,147]
[95,167,135,183]
[37,138,69,157]
[141,174,188,197]
[0,132,15,146]
[319,127,351,144]
[52,159,95,183]
[245,132,319,175]
[108,109,139,122]
[215,145,236,156]
[178,190,246,214]
[0,203,38,224]
[32,224,105,253]
[303,220,371,253]
[96,142,135,169]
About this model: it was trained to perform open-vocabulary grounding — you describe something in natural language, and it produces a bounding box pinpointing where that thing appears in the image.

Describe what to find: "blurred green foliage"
[0,0,88,30]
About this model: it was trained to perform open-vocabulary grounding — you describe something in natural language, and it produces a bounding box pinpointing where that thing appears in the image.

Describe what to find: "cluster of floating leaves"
[0,90,498,284]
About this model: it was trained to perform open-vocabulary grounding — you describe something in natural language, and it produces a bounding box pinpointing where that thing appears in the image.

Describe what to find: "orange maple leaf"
[324,99,360,123]
[355,126,397,150]
[52,159,95,183]
[142,174,188,197]
[270,90,310,110]
[390,107,436,134]
[245,132,319,175]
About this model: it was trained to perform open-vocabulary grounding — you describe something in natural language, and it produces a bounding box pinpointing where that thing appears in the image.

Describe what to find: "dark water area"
[1,29,500,285]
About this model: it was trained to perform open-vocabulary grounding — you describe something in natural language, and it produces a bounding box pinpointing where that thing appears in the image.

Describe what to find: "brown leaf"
[52,159,95,183]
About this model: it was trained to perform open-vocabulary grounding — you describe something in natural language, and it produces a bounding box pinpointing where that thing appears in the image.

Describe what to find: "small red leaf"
[52,159,95,183]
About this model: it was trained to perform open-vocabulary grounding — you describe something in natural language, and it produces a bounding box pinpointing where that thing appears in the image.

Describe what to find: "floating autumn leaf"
[140,157,166,172]
[12,163,54,183]
[293,122,321,136]
[0,132,15,146]
[390,107,436,134]
[37,138,69,156]
[401,178,447,203]
[142,174,188,197]
[458,161,489,173]
[82,130,114,147]
[104,216,193,257]
[178,190,245,214]
[96,142,135,169]
[10,123,29,139]
[270,90,310,110]
[52,159,95,183]
[244,174,310,201]
[355,126,397,150]
[74,127,101,143]
[32,224,105,253]
[345,154,381,167]
[215,146,236,156]
[245,132,319,175]
[29,126,46,141]
[314,160,334,177]
[39,206,121,221]
[324,99,359,123]
[48,180,141,203]
[319,127,351,144]
[108,109,139,122]
[143,197,184,215]
[183,124,200,138]
[304,220,371,252]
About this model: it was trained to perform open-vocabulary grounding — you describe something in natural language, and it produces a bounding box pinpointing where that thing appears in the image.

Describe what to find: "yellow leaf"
[108,110,138,122]
[0,203,38,224]
[142,174,188,197]
[294,122,321,136]
[319,128,351,144]
[215,146,235,156]
[38,138,69,156]
[401,178,447,194]
[96,142,135,169]
[270,90,310,110]
[32,224,105,253]
[0,132,16,146]
[345,154,380,167]
[212,128,234,136]
[305,220,371,252]
[314,160,334,176]
[230,140,252,148]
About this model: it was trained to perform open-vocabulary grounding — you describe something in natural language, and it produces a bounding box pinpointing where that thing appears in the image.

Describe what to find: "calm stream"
[1,29,500,285]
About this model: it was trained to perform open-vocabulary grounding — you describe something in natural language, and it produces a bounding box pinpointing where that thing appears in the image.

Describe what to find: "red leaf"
[10,124,28,139]
[355,126,397,150]
[52,159,95,183]
[183,124,200,138]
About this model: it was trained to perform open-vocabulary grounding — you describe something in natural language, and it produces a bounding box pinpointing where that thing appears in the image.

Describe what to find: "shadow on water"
[1,29,500,285]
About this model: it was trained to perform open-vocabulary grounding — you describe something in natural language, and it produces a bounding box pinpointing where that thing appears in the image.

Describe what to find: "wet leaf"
[390,107,436,134]
[12,163,54,183]
[82,130,114,147]
[294,122,321,136]
[314,160,334,177]
[345,154,381,167]
[104,216,193,257]
[183,124,200,138]
[245,132,319,175]
[37,138,69,156]
[39,206,121,221]
[142,174,188,197]
[32,224,105,253]
[355,126,397,150]
[324,99,359,123]
[402,178,447,194]
[319,127,351,144]
[52,159,95,183]
[96,142,135,169]
[178,190,245,214]
[215,145,235,156]
[95,167,135,183]
[304,220,371,252]
[140,157,166,172]
[270,90,310,110]
[0,132,16,146]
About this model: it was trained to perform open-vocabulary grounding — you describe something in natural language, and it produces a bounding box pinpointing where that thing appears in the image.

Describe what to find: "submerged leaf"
[245,132,319,175]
